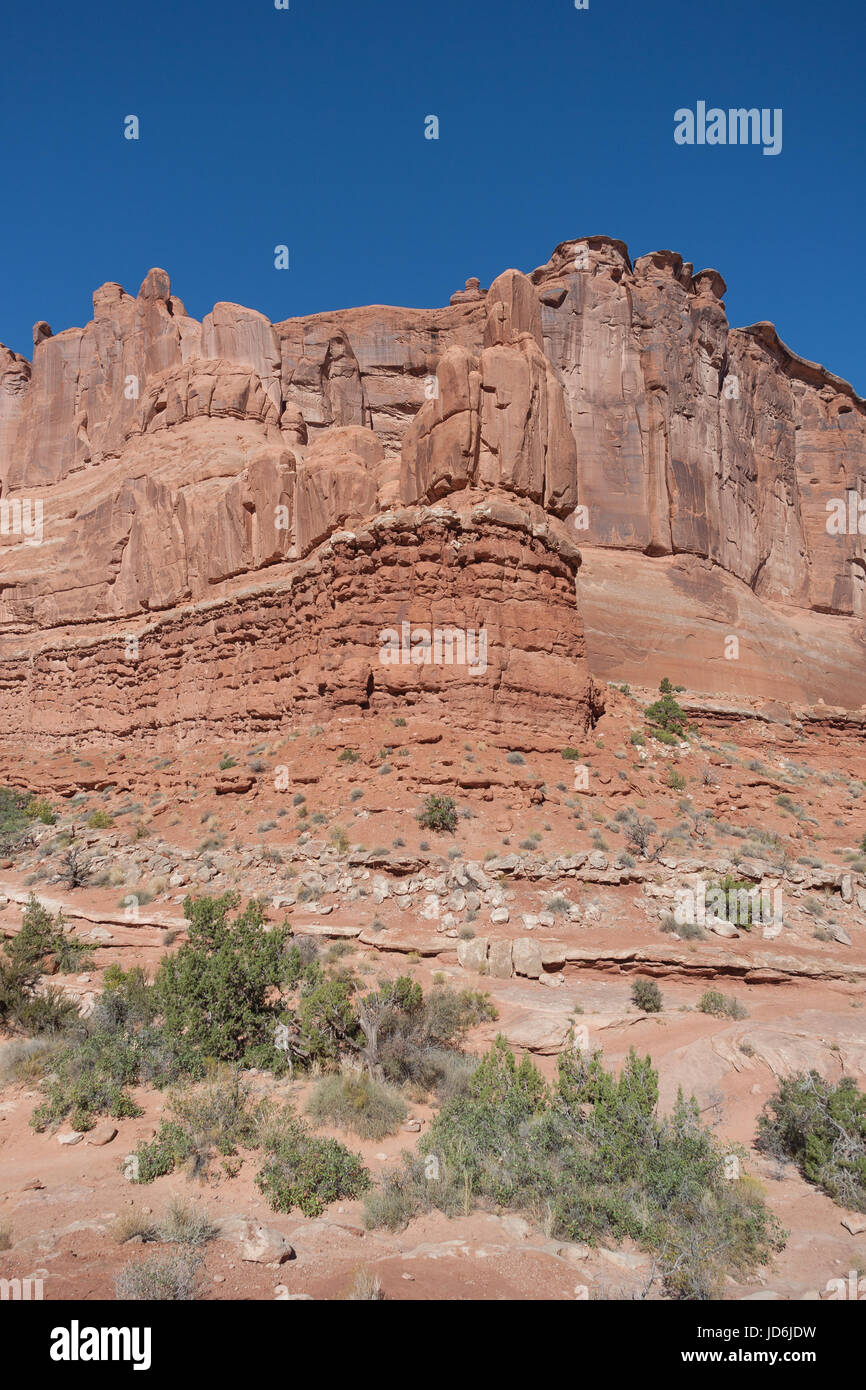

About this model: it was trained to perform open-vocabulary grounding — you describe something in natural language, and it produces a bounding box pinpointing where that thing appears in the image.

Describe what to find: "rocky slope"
[1,696,865,1301]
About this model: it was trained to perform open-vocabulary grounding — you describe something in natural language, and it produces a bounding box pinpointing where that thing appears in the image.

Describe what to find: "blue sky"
[1,0,863,392]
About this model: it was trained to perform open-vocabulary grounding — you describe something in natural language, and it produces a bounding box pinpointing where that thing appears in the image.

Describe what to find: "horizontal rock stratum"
[0,235,863,743]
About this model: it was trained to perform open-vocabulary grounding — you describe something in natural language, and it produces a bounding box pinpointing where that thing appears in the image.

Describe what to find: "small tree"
[153,894,292,1068]
[61,846,91,889]
[645,678,689,742]
[626,814,672,862]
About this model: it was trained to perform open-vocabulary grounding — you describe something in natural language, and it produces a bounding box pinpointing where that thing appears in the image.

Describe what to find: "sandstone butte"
[0,234,864,749]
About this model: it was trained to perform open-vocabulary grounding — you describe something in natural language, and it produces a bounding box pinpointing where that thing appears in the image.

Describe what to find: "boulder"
[487,939,514,979]
[220,1216,294,1265]
[512,938,543,979]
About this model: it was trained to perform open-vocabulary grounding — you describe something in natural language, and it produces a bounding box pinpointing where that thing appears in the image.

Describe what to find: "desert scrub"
[631,978,663,1013]
[153,1198,217,1247]
[112,1199,216,1247]
[363,1153,465,1231]
[0,1036,62,1084]
[705,874,762,929]
[130,1067,270,1183]
[416,795,458,834]
[254,1106,370,1216]
[342,1268,385,1300]
[0,895,91,1035]
[115,1250,203,1301]
[8,895,93,975]
[697,990,748,1020]
[30,965,170,1131]
[0,787,54,851]
[544,895,571,917]
[364,1038,784,1298]
[353,976,496,1094]
[329,825,350,853]
[306,1070,408,1141]
[32,1027,146,1132]
[757,1071,866,1211]
[660,915,706,941]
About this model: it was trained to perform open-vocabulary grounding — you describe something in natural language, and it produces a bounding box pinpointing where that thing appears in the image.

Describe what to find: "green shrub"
[0,896,91,1034]
[560,748,581,761]
[306,1071,407,1141]
[153,894,292,1069]
[31,966,171,1131]
[131,1068,269,1182]
[87,810,114,829]
[364,1038,784,1298]
[697,990,748,1020]
[355,977,496,1093]
[294,973,359,1066]
[10,987,80,1036]
[706,874,761,929]
[631,978,663,1013]
[757,1072,866,1211]
[363,1152,463,1230]
[255,1107,370,1216]
[8,895,93,975]
[32,1024,145,1132]
[416,795,458,834]
[645,678,689,741]
[0,787,50,849]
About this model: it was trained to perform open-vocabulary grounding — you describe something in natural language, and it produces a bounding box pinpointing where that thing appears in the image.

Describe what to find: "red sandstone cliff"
[0,236,863,739]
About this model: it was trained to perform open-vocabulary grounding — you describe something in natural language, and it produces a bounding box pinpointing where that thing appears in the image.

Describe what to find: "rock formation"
[0,235,864,745]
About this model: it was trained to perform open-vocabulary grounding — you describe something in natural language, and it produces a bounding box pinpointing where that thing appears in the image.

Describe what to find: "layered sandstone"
[0,235,863,738]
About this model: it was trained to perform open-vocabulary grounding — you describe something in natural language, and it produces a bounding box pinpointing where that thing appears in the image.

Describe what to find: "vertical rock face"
[0,347,30,481]
[0,235,863,737]
[400,269,577,516]
[532,237,866,620]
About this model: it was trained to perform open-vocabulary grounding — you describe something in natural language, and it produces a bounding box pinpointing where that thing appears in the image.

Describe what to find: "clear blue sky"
[1,0,863,393]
